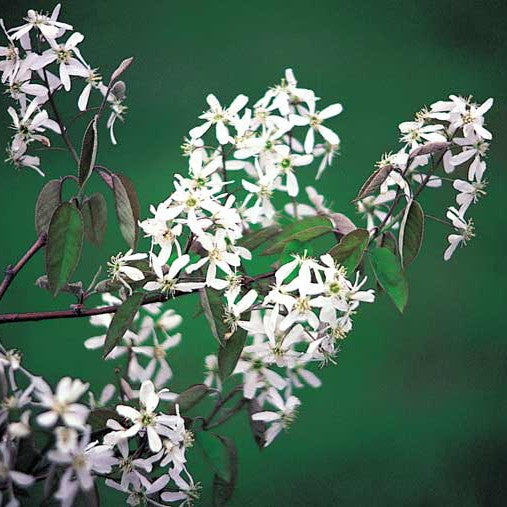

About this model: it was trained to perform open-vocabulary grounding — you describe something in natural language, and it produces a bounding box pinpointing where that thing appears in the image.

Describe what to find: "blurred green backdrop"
[0,0,506,505]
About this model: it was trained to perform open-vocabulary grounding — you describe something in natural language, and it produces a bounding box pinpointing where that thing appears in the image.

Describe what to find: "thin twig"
[42,69,79,165]
[0,233,47,302]
[0,291,186,324]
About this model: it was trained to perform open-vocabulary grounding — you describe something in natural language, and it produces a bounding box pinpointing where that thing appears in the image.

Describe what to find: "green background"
[1,0,506,505]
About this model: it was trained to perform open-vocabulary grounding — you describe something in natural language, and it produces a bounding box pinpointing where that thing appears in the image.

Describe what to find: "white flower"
[30,32,86,91]
[132,331,181,386]
[103,81,128,144]
[105,380,182,453]
[7,98,60,151]
[453,179,487,214]
[49,428,116,506]
[398,120,446,150]
[107,250,147,293]
[291,101,342,154]
[36,377,89,429]
[144,254,204,295]
[223,287,258,333]
[449,133,489,181]
[273,144,313,197]
[161,468,201,505]
[443,207,475,261]
[8,5,72,41]
[189,93,248,144]
[106,474,171,506]
[186,229,248,290]
[251,388,301,447]
[448,96,493,140]
[75,66,103,111]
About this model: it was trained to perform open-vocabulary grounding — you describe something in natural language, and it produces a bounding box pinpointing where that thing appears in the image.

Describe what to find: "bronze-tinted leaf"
[78,117,98,187]
[112,173,139,249]
[353,165,392,202]
[35,179,62,235]
[399,200,424,268]
[82,193,107,246]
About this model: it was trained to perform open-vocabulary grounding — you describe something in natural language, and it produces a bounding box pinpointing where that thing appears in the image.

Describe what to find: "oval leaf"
[112,173,140,249]
[369,247,408,313]
[79,117,98,187]
[82,193,107,246]
[353,165,392,202]
[103,293,143,358]
[399,200,424,268]
[262,216,333,256]
[238,224,281,251]
[328,228,369,273]
[199,287,227,345]
[45,202,84,296]
[169,384,209,414]
[218,321,249,381]
[35,179,62,235]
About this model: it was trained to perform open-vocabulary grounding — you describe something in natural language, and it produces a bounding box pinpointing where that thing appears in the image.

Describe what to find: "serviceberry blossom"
[251,388,301,447]
[36,377,89,429]
[444,206,475,261]
[0,10,496,503]
[189,93,248,145]
[105,380,184,453]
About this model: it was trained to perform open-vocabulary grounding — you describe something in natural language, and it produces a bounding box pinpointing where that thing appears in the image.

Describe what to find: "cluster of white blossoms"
[0,6,496,505]
[356,95,493,260]
[1,4,127,176]
[0,339,196,507]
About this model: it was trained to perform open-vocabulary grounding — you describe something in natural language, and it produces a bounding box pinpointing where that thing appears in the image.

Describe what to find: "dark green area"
[0,0,506,505]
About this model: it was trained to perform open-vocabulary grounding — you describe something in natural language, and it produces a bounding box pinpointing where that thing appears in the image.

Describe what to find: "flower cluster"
[1,4,128,176]
[0,341,196,507]
[356,95,493,260]
[0,6,496,505]
[203,254,374,446]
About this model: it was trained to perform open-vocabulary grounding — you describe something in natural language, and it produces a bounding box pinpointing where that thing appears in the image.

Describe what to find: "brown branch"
[0,267,274,325]
[0,233,47,302]
[0,291,187,324]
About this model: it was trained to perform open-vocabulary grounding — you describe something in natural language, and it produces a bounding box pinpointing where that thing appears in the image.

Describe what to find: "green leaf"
[45,202,84,296]
[78,117,98,187]
[369,247,408,313]
[112,173,140,249]
[169,384,209,414]
[195,433,234,483]
[212,436,238,506]
[353,165,392,202]
[35,179,62,235]
[218,319,249,380]
[199,287,227,345]
[328,228,369,273]
[103,293,143,358]
[238,225,281,251]
[262,216,333,256]
[399,200,424,268]
[81,193,107,246]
